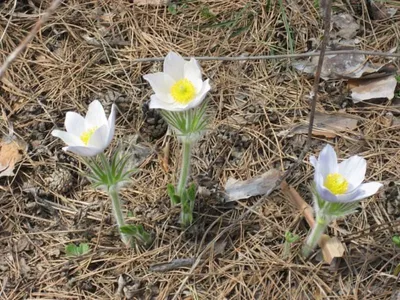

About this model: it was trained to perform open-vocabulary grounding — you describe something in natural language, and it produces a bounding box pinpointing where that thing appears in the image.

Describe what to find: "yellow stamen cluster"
[324,173,349,195]
[80,127,97,145]
[170,79,196,104]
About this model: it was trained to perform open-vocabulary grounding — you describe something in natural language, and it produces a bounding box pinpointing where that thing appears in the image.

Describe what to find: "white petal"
[310,156,317,167]
[350,182,383,201]
[184,58,203,92]
[310,155,320,182]
[85,100,107,128]
[51,130,83,146]
[163,51,185,80]
[65,112,85,136]
[143,72,175,95]
[186,79,211,110]
[106,104,116,146]
[339,155,366,190]
[318,144,338,178]
[149,95,184,111]
[63,145,102,157]
[87,124,109,149]
[335,188,362,203]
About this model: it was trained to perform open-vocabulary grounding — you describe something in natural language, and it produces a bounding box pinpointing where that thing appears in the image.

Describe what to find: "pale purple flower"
[310,144,382,203]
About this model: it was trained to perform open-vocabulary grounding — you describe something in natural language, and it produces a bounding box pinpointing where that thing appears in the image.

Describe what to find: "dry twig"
[149,258,197,272]
[0,0,63,80]
[131,50,400,63]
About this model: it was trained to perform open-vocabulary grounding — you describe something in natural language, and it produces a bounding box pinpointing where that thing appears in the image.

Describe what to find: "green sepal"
[160,100,209,141]
[85,151,136,190]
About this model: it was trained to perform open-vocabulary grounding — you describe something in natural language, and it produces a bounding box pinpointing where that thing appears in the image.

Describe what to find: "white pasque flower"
[310,144,383,203]
[51,100,116,157]
[143,51,211,111]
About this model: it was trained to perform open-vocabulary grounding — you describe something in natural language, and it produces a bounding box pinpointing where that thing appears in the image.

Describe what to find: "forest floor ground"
[1,0,400,299]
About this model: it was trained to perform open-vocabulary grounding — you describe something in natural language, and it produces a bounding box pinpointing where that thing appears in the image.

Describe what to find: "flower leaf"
[120,224,152,247]
[167,184,180,205]
[187,183,196,202]
[65,243,90,257]
[120,225,139,235]
[392,235,400,247]
[285,231,300,243]
[167,184,175,199]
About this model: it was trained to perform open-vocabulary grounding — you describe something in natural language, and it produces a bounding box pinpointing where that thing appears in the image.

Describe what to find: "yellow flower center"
[170,79,196,104]
[324,173,349,195]
[80,127,97,145]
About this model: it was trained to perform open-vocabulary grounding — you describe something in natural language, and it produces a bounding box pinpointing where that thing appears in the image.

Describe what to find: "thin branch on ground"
[149,258,197,272]
[172,0,333,297]
[131,49,400,63]
[0,0,63,80]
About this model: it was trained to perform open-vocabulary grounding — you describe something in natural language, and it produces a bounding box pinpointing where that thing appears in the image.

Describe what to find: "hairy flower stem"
[302,215,328,257]
[180,209,193,228]
[108,185,130,246]
[177,140,192,199]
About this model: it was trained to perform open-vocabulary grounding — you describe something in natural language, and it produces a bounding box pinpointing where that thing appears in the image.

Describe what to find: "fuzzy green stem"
[177,140,192,198]
[180,209,193,228]
[302,215,328,257]
[109,185,130,246]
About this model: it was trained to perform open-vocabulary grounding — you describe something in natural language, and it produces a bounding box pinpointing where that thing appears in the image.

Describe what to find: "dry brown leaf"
[293,54,395,80]
[331,13,359,39]
[15,237,30,252]
[369,0,398,20]
[278,112,358,138]
[0,136,26,177]
[224,169,281,202]
[349,76,397,103]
